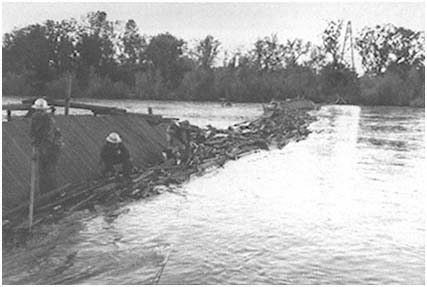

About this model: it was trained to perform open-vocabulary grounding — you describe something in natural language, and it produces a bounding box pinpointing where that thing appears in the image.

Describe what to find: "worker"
[25,97,55,118]
[164,120,192,165]
[164,121,181,163]
[100,132,133,178]
[178,120,192,163]
[166,120,180,147]
[30,98,63,194]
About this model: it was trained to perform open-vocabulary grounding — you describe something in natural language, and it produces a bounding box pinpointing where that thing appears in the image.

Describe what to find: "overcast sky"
[1,1,425,71]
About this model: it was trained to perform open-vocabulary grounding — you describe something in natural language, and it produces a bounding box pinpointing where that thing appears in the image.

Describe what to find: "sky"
[1,2,425,71]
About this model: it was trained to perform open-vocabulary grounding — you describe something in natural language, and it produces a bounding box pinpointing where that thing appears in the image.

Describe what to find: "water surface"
[2,103,425,284]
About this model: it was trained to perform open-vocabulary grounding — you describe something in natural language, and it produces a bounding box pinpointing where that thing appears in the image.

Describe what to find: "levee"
[2,114,168,213]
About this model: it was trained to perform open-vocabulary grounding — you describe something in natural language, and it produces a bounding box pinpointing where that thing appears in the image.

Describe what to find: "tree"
[303,43,326,71]
[3,24,50,94]
[356,24,425,75]
[44,19,79,75]
[145,33,187,88]
[318,20,362,104]
[195,35,221,69]
[114,19,147,86]
[322,20,343,68]
[283,38,311,68]
[77,11,117,76]
[182,35,221,100]
[251,34,285,71]
[119,19,146,65]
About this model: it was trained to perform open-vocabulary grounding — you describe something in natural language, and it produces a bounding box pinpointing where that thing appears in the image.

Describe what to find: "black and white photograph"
[1,1,425,285]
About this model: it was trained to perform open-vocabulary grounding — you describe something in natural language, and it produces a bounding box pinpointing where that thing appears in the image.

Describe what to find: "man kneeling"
[100,132,132,178]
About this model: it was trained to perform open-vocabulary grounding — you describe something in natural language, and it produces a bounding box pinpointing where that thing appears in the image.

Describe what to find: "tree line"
[3,11,425,106]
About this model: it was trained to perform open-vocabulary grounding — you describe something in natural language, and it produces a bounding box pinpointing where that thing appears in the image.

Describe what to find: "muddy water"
[2,103,425,284]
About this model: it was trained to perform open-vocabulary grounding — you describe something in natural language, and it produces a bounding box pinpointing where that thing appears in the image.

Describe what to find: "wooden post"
[29,146,39,231]
[148,107,153,115]
[7,110,11,121]
[65,72,72,116]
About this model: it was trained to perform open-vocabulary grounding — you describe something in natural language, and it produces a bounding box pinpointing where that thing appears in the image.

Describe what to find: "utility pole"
[65,72,72,116]
[341,20,355,71]
[350,21,355,72]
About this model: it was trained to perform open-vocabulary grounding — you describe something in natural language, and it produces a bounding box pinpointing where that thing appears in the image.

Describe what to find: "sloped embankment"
[3,100,317,240]
[3,114,168,220]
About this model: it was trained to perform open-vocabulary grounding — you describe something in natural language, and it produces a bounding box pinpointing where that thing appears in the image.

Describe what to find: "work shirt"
[166,123,179,144]
[100,143,130,165]
[30,110,62,192]
[177,127,191,146]
[30,111,55,146]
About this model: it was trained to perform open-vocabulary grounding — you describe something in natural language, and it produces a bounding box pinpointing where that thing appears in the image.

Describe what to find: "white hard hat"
[106,132,122,143]
[32,98,50,110]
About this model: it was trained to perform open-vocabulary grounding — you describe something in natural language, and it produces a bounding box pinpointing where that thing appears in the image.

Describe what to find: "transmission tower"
[341,20,355,71]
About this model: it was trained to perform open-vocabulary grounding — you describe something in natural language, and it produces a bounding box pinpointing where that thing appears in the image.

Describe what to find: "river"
[2,100,425,284]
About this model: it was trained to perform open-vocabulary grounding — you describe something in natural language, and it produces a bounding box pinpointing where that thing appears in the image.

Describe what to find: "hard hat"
[32,98,50,110]
[106,132,122,144]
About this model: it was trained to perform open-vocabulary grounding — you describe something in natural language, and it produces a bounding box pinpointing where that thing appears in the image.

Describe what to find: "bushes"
[359,75,380,105]
[359,67,425,107]
[45,74,82,99]
[135,70,159,100]
[376,72,407,106]
[179,67,216,101]
[3,60,424,106]
[213,67,241,102]
[82,74,130,99]
[409,92,425,107]
[2,71,35,98]
[283,67,318,101]
[318,64,360,104]
[3,71,131,99]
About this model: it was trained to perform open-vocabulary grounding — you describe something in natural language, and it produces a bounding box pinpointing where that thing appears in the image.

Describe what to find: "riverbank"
[3,99,317,246]
[4,94,425,108]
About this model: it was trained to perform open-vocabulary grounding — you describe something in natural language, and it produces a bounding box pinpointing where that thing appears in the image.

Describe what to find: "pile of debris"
[183,100,316,169]
[3,99,317,240]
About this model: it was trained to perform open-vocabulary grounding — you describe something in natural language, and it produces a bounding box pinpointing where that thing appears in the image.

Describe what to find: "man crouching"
[100,132,132,179]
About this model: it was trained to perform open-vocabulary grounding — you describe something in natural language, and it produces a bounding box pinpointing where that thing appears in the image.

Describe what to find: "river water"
[2,100,425,284]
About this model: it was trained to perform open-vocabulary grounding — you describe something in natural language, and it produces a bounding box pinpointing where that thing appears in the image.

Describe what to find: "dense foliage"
[2,11,425,106]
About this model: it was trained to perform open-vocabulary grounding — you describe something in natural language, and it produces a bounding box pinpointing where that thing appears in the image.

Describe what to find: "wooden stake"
[29,146,39,231]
